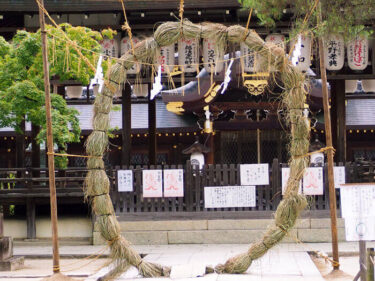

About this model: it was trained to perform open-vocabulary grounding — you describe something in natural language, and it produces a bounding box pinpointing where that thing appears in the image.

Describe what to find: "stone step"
[93,218,346,245]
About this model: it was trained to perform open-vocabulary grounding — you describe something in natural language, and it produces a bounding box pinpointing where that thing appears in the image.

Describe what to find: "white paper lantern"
[347,36,369,71]
[362,80,375,93]
[65,86,83,99]
[290,34,312,72]
[265,34,286,50]
[100,38,119,58]
[157,44,175,74]
[324,34,344,71]
[203,38,224,73]
[190,152,205,170]
[345,80,358,93]
[133,83,148,97]
[178,38,199,73]
[120,36,141,74]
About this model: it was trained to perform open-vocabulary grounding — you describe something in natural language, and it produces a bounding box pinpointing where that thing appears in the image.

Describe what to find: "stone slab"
[122,231,168,245]
[168,230,263,244]
[310,218,345,228]
[118,220,208,231]
[297,228,346,243]
[207,219,310,230]
[0,256,24,271]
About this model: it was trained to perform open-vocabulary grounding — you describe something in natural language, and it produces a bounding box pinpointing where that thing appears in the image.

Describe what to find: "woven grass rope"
[85,20,310,278]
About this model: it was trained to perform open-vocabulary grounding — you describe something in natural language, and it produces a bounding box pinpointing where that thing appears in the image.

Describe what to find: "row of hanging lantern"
[100,34,371,74]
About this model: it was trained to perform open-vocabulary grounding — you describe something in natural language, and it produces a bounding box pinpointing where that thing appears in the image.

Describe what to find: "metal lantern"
[362,80,375,93]
[120,36,141,74]
[240,41,257,72]
[290,34,312,72]
[347,36,369,71]
[324,34,344,71]
[265,34,286,50]
[203,38,224,73]
[157,44,175,74]
[178,38,199,73]
[100,38,119,58]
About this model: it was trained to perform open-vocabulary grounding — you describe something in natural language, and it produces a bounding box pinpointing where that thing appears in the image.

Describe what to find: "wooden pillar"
[121,83,132,166]
[148,83,157,165]
[31,125,40,174]
[26,199,36,239]
[331,80,346,163]
[16,120,25,169]
[206,133,214,164]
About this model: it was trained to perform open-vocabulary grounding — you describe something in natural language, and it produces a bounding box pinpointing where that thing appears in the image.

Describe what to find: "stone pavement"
[3,242,374,280]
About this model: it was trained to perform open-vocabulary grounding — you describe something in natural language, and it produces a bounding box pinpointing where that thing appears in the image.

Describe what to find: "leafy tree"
[239,0,374,39]
[0,24,114,167]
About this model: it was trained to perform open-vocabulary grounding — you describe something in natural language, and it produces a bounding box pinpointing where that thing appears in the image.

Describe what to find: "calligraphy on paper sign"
[303,167,323,195]
[204,186,256,208]
[340,184,375,241]
[281,167,302,195]
[142,170,163,197]
[333,166,346,189]
[163,169,184,197]
[240,164,269,186]
[117,170,133,192]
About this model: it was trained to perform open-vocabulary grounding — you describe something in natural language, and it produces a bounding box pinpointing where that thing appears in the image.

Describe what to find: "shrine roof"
[0,100,199,135]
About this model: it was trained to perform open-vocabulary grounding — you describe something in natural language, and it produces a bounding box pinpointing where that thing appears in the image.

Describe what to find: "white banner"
[178,38,199,73]
[163,169,184,197]
[240,164,269,186]
[204,186,256,208]
[117,170,133,192]
[303,167,324,195]
[333,166,346,189]
[203,38,224,73]
[281,167,302,195]
[142,170,163,198]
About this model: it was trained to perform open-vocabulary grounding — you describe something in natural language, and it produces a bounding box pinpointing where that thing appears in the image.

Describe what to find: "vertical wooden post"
[367,248,374,281]
[360,241,367,281]
[122,83,132,166]
[206,134,214,164]
[148,83,157,165]
[16,120,25,180]
[317,3,339,270]
[38,0,60,274]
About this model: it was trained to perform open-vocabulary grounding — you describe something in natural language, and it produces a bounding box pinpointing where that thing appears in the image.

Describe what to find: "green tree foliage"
[239,0,374,39]
[0,24,114,167]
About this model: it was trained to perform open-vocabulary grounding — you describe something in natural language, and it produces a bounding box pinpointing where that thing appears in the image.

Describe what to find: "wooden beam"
[122,83,132,166]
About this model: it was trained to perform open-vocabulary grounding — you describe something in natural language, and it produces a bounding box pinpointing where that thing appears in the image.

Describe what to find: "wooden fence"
[109,159,375,216]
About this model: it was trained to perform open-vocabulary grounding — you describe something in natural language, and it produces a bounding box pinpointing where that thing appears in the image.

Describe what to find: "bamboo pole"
[38,0,61,274]
[317,3,339,270]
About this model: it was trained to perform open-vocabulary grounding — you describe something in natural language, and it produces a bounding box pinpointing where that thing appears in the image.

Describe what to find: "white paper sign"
[142,170,163,198]
[240,164,269,186]
[344,216,375,241]
[303,167,324,195]
[341,184,375,241]
[163,169,184,197]
[281,167,302,195]
[334,166,346,189]
[117,170,133,192]
[204,186,256,208]
[340,184,375,219]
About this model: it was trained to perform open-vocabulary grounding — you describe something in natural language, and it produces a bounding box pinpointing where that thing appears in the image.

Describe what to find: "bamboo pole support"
[38,0,61,274]
[317,3,340,270]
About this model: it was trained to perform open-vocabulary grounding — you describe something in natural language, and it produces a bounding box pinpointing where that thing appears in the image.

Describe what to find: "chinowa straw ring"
[81,19,311,278]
